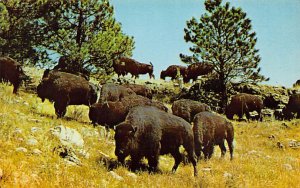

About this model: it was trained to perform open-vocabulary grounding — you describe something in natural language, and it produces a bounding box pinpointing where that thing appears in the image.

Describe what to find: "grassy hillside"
[0,76,300,187]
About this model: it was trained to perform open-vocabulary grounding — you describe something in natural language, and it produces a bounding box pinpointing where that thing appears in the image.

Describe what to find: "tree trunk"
[219,73,228,113]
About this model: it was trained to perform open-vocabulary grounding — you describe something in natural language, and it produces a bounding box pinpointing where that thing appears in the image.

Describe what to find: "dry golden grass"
[0,82,300,188]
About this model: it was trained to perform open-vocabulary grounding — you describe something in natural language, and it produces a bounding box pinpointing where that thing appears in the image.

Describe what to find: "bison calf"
[172,99,211,123]
[115,106,198,176]
[225,93,264,121]
[193,111,234,160]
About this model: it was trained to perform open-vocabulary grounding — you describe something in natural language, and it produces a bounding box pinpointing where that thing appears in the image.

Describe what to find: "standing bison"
[225,93,264,121]
[160,65,186,80]
[172,99,211,123]
[114,57,154,79]
[183,63,213,83]
[89,95,167,129]
[114,106,198,176]
[37,70,98,117]
[282,93,300,120]
[0,57,28,94]
[193,111,234,160]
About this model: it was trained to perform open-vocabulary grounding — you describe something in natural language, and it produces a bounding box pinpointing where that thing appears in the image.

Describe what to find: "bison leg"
[219,141,227,158]
[183,143,198,177]
[203,143,214,160]
[171,148,182,173]
[12,82,21,94]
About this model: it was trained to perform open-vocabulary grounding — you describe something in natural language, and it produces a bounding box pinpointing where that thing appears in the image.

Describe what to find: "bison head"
[225,105,234,120]
[114,123,137,163]
[160,70,166,80]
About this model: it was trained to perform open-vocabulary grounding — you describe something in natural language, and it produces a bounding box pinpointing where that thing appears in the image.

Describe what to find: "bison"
[0,57,29,94]
[225,93,264,121]
[160,65,186,80]
[193,111,234,160]
[114,106,198,176]
[282,93,300,120]
[37,70,98,117]
[115,57,154,79]
[99,83,136,103]
[89,95,168,129]
[172,99,211,123]
[123,83,153,99]
[183,63,213,83]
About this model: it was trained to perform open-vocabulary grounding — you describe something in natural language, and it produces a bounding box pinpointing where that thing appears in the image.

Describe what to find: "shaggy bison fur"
[225,93,264,121]
[193,111,234,160]
[99,83,136,103]
[114,106,198,176]
[123,83,153,99]
[89,95,168,128]
[160,65,186,80]
[0,57,28,93]
[37,70,98,117]
[172,99,211,123]
[282,93,300,119]
[183,63,213,83]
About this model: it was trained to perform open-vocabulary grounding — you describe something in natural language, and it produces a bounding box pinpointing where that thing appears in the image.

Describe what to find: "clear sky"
[111,0,300,87]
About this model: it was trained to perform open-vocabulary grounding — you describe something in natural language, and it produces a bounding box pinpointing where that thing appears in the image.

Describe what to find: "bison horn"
[149,62,153,66]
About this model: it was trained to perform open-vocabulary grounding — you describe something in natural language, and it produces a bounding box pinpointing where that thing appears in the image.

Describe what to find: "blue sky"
[111,0,300,87]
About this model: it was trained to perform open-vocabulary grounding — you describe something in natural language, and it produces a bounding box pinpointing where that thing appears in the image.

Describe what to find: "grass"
[0,80,300,187]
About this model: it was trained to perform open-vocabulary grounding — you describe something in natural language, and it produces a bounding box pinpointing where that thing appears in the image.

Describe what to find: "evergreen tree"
[180,0,268,109]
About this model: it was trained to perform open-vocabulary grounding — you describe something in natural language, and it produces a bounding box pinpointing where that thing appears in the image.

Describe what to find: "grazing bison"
[89,95,168,128]
[160,65,186,80]
[225,93,264,121]
[0,57,29,94]
[114,106,198,176]
[293,80,300,87]
[282,94,300,120]
[172,99,211,123]
[193,111,234,160]
[115,57,154,79]
[183,63,213,83]
[37,70,98,117]
[99,83,136,103]
[123,83,153,99]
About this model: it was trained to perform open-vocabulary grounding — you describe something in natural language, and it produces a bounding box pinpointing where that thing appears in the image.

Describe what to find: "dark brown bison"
[282,93,300,120]
[0,57,29,94]
[225,93,264,121]
[293,80,300,87]
[37,70,98,117]
[115,57,154,79]
[172,99,211,123]
[89,95,168,128]
[123,83,152,99]
[99,83,136,103]
[114,106,198,176]
[193,111,234,160]
[160,65,186,80]
[183,63,213,83]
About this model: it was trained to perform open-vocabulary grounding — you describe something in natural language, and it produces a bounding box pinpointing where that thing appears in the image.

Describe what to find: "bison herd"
[1,56,300,177]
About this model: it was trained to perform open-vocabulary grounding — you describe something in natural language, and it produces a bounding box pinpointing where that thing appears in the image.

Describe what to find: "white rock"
[14,128,22,134]
[27,138,38,146]
[283,164,293,171]
[202,167,212,172]
[78,149,90,159]
[224,172,233,178]
[32,149,42,155]
[50,125,84,148]
[31,127,41,133]
[16,147,28,153]
[109,171,124,181]
[126,172,137,179]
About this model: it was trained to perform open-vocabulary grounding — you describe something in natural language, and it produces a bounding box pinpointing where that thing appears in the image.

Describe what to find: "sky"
[111,0,300,87]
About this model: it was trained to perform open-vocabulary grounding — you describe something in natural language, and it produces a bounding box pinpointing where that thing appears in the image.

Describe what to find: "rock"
[50,125,84,148]
[32,149,42,155]
[126,172,137,179]
[31,127,41,133]
[109,171,124,181]
[78,149,90,159]
[202,167,212,173]
[283,164,293,171]
[288,140,300,149]
[14,128,22,134]
[268,135,276,140]
[16,147,28,153]
[277,142,285,149]
[223,172,233,178]
[53,145,81,165]
[27,138,38,146]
